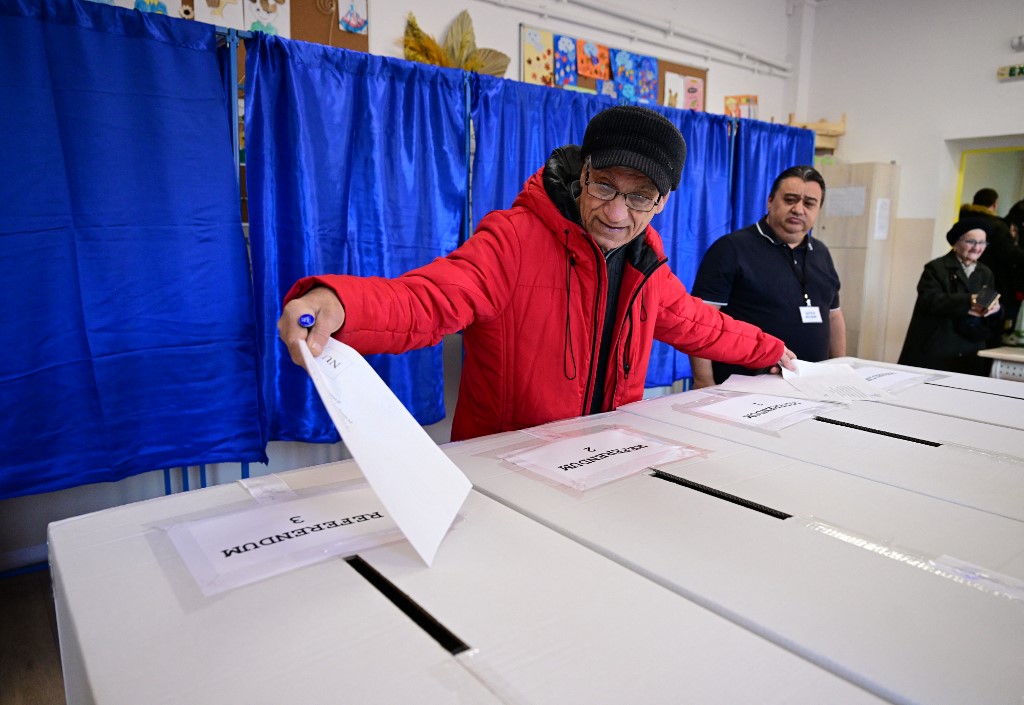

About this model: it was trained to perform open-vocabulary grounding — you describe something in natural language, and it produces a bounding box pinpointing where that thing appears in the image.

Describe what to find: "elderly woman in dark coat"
[898,218,1003,375]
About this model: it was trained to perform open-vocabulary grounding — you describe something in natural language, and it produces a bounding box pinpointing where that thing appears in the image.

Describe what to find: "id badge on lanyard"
[800,304,822,323]
[764,224,822,324]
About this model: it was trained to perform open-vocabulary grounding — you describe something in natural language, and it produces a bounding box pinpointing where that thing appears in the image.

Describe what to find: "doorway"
[957,147,1024,217]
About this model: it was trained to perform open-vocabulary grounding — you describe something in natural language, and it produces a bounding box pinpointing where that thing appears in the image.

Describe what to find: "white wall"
[369,0,796,120]
[805,0,1024,247]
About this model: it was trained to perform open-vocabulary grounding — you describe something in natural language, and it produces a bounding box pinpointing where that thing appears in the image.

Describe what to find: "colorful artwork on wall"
[520,25,705,112]
[725,94,758,119]
[553,35,577,87]
[244,0,290,36]
[609,49,657,104]
[339,1,367,35]
[521,26,554,86]
[663,72,704,112]
[596,79,617,99]
[683,76,704,111]
[195,0,245,30]
[576,39,610,80]
[638,54,658,104]
[86,0,184,17]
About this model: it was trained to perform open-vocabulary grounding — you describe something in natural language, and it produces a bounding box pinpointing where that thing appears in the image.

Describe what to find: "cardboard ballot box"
[620,378,1024,524]
[49,460,885,705]
[449,407,1024,705]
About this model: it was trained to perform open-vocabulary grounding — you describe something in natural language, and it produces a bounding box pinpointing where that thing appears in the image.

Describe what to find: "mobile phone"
[974,287,999,310]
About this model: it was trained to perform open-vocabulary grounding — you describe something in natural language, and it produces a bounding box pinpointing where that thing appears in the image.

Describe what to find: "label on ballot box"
[500,426,703,492]
[675,391,837,434]
[165,483,404,596]
[851,365,937,393]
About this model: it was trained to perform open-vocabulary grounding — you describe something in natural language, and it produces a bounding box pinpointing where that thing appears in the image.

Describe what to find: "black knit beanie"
[946,217,990,245]
[581,106,686,196]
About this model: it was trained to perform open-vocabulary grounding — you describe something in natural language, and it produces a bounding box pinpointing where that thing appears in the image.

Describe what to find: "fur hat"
[581,106,686,196]
[946,217,990,245]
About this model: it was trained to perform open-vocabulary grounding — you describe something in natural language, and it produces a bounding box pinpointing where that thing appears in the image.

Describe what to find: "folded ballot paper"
[298,338,472,566]
[781,360,893,401]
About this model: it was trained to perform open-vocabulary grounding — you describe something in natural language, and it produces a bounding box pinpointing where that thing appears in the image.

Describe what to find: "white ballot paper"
[300,339,472,566]
[851,365,934,393]
[166,484,403,596]
[680,392,834,432]
[501,427,700,491]
[717,372,824,400]
[782,360,892,401]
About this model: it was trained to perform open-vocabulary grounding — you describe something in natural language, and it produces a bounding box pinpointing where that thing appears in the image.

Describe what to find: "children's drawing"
[610,49,656,104]
[522,27,554,86]
[553,35,577,87]
[339,1,367,34]
[576,39,609,80]
[195,0,245,29]
[725,94,758,119]
[636,54,657,104]
[663,71,686,109]
[245,0,289,36]
[135,0,168,13]
[683,76,704,111]
[596,79,616,99]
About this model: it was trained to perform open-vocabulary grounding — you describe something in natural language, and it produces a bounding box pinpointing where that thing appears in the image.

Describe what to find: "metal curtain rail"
[464,73,472,243]
[215,27,253,181]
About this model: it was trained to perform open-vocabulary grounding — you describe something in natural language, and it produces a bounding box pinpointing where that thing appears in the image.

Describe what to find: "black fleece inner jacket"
[543,145,634,414]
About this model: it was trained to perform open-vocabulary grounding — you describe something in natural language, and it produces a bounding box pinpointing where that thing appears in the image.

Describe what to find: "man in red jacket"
[279,105,795,441]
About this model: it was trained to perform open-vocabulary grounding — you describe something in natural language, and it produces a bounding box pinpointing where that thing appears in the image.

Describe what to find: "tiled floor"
[0,567,66,705]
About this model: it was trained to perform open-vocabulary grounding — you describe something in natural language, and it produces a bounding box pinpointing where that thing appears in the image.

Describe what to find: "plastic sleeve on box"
[495,424,709,493]
[798,517,1024,602]
[238,473,298,504]
[671,390,842,435]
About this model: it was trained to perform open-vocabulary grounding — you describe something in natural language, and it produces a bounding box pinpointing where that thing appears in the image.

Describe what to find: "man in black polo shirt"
[688,165,846,387]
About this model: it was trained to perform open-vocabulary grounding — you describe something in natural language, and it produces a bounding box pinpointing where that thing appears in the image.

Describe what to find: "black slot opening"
[651,470,791,520]
[345,555,470,655]
[924,382,1024,401]
[813,416,941,447]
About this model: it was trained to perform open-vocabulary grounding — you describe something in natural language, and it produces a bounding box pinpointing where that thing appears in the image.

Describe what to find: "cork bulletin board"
[181,0,369,51]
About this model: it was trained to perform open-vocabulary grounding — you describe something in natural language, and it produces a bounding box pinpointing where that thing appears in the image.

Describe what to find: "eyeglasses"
[961,239,988,248]
[585,168,661,213]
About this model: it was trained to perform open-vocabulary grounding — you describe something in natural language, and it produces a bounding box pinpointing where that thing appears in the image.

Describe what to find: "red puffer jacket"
[284,163,784,441]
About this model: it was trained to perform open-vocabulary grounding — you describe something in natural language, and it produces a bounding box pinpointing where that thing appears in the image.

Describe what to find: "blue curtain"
[470,74,613,230]
[246,34,468,442]
[0,0,266,499]
[646,109,734,385]
[730,120,816,231]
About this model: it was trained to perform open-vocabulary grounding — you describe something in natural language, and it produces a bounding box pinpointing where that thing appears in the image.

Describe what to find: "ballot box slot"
[345,555,471,655]
[925,382,1024,401]
[651,469,791,520]
[813,416,942,447]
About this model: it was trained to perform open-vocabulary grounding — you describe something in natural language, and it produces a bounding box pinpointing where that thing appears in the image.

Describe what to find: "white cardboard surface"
[48,459,887,705]
[622,389,1024,522]
[452,413,1024,705]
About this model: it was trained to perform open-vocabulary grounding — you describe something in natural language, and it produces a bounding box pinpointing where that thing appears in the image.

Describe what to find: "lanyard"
[757,221,812,306]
